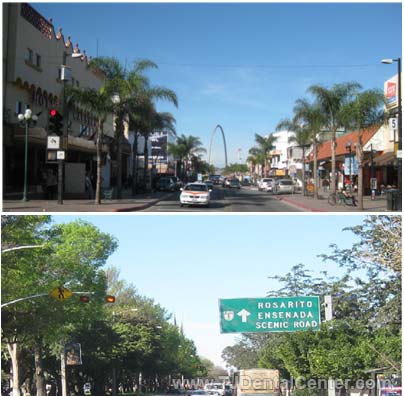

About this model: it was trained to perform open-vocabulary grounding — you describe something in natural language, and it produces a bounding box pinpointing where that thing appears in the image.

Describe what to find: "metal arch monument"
[208,124,228,168]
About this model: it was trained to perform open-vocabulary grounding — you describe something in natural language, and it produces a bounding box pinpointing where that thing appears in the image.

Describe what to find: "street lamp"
[381,57,402,190]
[345,140,352,192]
[17,108,38,201]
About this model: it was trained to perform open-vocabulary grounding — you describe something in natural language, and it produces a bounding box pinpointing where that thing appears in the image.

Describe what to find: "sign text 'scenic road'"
[219,296,321,333]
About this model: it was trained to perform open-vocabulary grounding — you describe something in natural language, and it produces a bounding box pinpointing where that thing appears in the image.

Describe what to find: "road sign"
[219,296,320,333]
[47,136,60,149]
[49,286,73,301]
[389,117,398,131]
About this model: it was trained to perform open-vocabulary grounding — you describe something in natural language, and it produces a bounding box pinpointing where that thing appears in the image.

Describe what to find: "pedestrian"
[322,177,330,193]
[342,187,356,206]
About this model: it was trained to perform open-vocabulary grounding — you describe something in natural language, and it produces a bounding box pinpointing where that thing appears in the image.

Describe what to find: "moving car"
[156,177,176,191]
[204,180,214,190]
[274,179,294,194]
[180,183,212,207]
[258,178,274,192]
[228,178,241,189]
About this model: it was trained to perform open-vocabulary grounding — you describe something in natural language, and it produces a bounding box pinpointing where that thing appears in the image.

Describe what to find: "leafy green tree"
[223,163,249,175]
[221,338,260,369]
[2,217,118,396]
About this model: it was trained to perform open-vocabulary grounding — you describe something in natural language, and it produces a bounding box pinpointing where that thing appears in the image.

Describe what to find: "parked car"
[258,178,275,192]
[274,179,295,194]
[228,178,241,189]
[180,183,212,207]
[170,176,183,190]
[156,177,176,191]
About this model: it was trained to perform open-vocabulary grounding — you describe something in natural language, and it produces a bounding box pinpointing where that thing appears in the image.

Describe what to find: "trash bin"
[386,189,402,211]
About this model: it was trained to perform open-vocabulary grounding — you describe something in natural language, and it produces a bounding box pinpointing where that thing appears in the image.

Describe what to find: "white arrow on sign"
[237,309,251,323]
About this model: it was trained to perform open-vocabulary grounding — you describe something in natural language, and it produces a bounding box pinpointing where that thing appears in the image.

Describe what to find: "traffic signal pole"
[57,79,67,204]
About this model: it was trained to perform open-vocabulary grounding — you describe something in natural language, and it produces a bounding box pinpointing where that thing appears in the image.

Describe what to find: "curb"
[111,193,173,212]
[273,196,327,212]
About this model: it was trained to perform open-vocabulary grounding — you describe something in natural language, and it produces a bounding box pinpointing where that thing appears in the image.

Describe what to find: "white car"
[258,178,275,192]
[180,183,212,207]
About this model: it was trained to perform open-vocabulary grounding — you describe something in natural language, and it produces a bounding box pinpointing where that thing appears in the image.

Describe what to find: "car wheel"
[180,203,184,207]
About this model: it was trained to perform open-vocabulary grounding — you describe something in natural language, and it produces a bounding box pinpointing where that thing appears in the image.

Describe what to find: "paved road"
[144,186,302,212]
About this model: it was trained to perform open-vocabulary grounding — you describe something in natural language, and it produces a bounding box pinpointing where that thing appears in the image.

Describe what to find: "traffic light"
[79,296,90,303]
[49,108,63,136]
[105,295,116,303]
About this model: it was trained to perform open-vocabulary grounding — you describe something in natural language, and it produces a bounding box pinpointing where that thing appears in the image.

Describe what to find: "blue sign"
[344,155,358,176]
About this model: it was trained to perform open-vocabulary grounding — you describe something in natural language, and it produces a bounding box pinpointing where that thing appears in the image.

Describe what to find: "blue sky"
[53,214,368,366]
[32,2,402,167]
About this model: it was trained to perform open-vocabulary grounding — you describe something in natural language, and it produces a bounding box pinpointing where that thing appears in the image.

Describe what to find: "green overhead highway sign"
[219,296,321,333]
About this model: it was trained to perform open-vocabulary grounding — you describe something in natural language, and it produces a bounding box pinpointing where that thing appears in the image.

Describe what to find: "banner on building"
[384,75,398,110]
[344,155,358,176]
[149,132,168,163]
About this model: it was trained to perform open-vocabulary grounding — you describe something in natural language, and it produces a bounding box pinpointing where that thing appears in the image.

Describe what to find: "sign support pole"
[324,296,336,396]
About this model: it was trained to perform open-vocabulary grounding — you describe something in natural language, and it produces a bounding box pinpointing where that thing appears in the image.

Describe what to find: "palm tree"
[142,109,176,187]
[251,134,278,177]
[276,118,312,195]
[89,58,177,197]
[291,99,325,199]
[340,88,385,209]
[173,135,206,180]
[308,82,362,195]
[66,86,114,204]
[247,147,267,178]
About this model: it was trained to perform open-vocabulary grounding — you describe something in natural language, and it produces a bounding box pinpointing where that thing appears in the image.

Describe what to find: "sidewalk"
[272,191,391,212]
[2,190,174,212]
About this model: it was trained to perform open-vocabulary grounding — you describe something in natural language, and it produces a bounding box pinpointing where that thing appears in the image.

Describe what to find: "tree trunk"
[302,147,306,196]
[331,133,337,195]
[61,347,67,396]
[313,141,319,199]
[116,117,123,199]
[143,134,149,190]
[95,120,103,204]
[132,131,138,195]
[7,342,21,396]
[357,133,364,210]
[34,340,46,396]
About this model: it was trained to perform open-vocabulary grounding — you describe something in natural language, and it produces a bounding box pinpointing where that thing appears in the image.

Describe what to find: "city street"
[145,187,302,212]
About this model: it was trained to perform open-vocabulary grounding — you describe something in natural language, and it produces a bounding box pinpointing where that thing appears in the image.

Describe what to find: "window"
[27,48,33,63]
[71,77,75,87]
[76,80,80,87]
[15,101,22,115]
[63,52,67,65]
[35,53,41,68]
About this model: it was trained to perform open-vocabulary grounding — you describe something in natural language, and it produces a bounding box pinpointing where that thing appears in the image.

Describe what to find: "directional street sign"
[219,296,321,333]
[49,286,73,301]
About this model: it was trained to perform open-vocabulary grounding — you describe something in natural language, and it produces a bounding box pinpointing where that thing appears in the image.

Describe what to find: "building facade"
[3,3,117,197]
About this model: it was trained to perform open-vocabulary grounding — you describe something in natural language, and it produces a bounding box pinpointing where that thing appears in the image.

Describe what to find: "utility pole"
[324,296,336,396]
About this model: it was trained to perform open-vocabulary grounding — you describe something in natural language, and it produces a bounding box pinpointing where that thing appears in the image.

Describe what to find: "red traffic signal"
[105,295,116,303]
[79,296,90,303]
[48,108,63,136]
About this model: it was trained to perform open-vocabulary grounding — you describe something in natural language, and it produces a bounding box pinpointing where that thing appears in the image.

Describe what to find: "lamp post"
[381,58,401,191]
[345,140,352,192]
[17,108,38,201]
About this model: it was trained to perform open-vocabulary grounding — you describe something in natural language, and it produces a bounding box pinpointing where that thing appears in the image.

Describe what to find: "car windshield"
[230,179,239,183]
[263,179,272,182]
[184,184,208,192]
[280,180,293,185]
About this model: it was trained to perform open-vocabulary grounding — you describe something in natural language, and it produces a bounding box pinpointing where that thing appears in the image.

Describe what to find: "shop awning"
[372,151,396,166]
